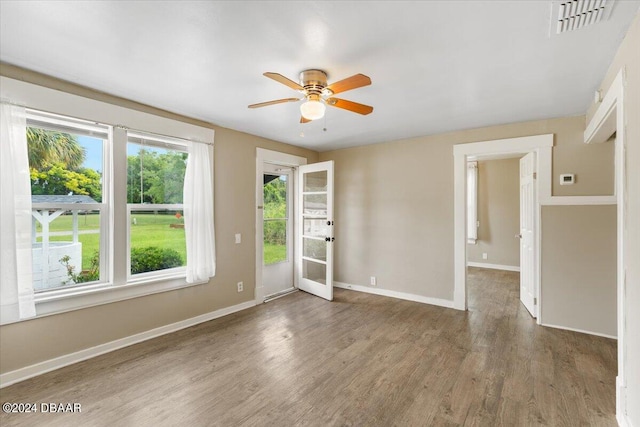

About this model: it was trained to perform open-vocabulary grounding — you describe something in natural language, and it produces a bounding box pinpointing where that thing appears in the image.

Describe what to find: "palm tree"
[27,127,85,170]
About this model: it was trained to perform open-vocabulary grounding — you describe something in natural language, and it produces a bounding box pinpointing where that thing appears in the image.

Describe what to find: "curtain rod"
[115,124,214,146]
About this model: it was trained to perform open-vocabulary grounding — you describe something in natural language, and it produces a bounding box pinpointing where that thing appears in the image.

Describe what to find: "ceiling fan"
[248,69,373,123]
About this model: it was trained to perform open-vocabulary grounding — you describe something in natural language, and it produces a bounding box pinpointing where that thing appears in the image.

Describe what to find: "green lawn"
[264,242,286,265]
[35,212,101,232]
[130,213,186,265]
[38,213,186,270]
[40,212,286,270]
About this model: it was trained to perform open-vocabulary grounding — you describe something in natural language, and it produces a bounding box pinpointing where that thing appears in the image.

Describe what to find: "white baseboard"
[467,262,520,272]
[540,322,617,340]
[334,281,454,309]
[0,300,256,388]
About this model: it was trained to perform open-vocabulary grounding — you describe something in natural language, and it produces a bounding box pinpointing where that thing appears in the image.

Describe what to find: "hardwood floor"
[0,268,617,426]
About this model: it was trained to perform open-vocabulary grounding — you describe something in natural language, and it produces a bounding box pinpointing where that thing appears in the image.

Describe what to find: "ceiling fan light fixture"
[300,100,326,120]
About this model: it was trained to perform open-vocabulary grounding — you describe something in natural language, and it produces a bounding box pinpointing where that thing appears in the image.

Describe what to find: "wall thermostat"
[560,174,575,185]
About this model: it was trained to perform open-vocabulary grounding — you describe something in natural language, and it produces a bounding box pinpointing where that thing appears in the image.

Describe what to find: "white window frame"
[126,131,190,281]
[0,76,214,325]
[26,109,112,292]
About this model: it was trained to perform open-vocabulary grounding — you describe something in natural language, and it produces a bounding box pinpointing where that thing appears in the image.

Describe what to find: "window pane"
[303,171,327,192]
[263,174,287,219]
[303,237,326,261]
[127,137,188,277]
[32,209,101,291]
[127,142,187,204]
[27,115,106,293]
[303,219,327,238]
[303,194,327,216]
[303,259,326,284]
[264,220,287,265]
[28,127,104,203]
[129,210,186,275]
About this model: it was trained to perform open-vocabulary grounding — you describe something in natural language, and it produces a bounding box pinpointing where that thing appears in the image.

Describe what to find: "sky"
[78,136,103,172]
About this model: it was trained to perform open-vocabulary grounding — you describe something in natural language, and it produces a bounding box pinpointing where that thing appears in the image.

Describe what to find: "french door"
[297,161,334,301]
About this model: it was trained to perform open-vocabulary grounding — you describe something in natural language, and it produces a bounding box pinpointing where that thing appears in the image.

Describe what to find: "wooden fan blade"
[326,74,371,95]
[248,98,300,108]
[300,116,311,124]
[326,98,373,115]
[264,72,303,91]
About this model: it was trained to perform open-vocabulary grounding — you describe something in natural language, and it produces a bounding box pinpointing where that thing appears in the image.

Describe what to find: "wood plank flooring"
[0,268,617,426]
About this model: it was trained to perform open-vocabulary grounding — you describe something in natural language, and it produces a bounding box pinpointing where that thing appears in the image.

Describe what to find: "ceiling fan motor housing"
[300,69,333,98]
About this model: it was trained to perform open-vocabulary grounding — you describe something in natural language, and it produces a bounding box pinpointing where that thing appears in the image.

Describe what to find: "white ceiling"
[1,1,638,151]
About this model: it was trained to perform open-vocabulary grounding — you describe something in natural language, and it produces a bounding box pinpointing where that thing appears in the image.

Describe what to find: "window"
[27,110,110,292]
[127,132,188,279]
[27,116,201,291]
[1,77,215,324]
[14,108,212,315]
[263,173,289,265]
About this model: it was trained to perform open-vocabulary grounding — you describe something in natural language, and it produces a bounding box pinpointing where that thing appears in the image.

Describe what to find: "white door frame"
[584,68,627,425]
[255,148,307,305]
[453,134,554,318]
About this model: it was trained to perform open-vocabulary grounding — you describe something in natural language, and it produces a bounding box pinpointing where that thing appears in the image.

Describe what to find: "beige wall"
[541,205,617,336]
[319,115,614,304]
[588,11,640,425]
[0,64,319,374]
[467,158,520,267]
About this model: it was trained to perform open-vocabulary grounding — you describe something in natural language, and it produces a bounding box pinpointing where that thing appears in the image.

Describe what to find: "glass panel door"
[297,161,334,301]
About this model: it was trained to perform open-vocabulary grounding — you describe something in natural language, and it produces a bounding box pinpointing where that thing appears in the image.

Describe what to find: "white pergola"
[31,195,98,286]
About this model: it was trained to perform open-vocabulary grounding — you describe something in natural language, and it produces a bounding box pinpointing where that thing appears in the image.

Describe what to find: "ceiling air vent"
[554,0,615,34]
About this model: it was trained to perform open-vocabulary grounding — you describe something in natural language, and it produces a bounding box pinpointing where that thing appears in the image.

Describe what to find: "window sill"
[1,272,208,325]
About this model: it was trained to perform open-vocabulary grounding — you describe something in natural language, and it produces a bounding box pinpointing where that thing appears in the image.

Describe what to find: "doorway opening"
[453,134,554,318]
[255,149,335,303]
[255,149,307,304]
[262,163,294,301]
[465,154,533,315]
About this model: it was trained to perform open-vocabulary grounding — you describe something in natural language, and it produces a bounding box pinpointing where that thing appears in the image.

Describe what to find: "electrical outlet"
[482,253,488,260]
[370,276,377,286]
[237,281,243,292]
[235,233,241,244]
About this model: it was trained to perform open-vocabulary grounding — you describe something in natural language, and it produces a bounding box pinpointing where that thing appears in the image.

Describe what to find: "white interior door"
[262,163,294,298]
[297,161,334,301]
[519,152,537,317]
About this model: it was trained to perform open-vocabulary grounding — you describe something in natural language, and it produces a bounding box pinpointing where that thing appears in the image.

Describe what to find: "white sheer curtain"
[184,141,216,283]
[467,161,478,244]
[0,103,36,322]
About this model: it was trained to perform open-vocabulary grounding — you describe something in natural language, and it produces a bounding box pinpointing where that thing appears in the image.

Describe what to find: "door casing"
[453,134,554,319]
[255,148,307,304]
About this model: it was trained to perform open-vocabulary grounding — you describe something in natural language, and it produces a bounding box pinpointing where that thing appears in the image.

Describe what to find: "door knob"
[515,234,522,239]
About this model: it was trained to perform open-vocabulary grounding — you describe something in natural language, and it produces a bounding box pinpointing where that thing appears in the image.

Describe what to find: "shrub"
[264,220,286,245]
[60,250,99,285]
[130,246,183,274]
